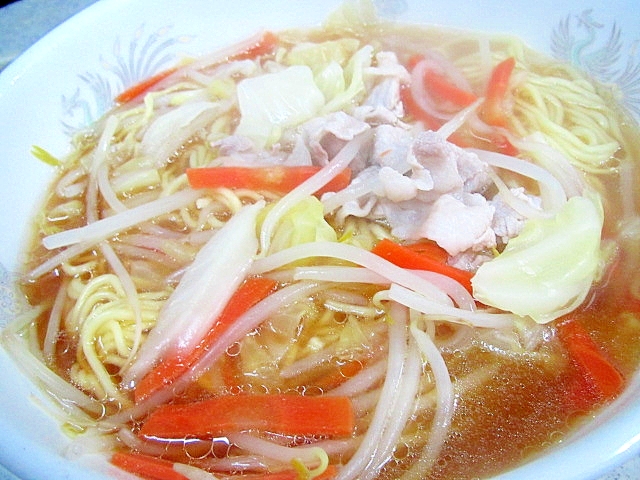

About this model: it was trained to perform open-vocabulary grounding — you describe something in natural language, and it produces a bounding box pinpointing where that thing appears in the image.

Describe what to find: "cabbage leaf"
[141,101,219,167]
[471,194,604,323]
[322,45,373,113]
[283,39,373,113]
[234,66,325,148]
[285,39,361,72]
[285,39,360,103]
[323,0,379,31]
[268,196,337,255]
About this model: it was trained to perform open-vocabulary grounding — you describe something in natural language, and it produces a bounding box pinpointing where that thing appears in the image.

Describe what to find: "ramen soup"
[4,3,640,480]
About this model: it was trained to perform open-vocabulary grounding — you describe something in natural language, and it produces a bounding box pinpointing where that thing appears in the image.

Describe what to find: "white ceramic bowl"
[1,1,639,479]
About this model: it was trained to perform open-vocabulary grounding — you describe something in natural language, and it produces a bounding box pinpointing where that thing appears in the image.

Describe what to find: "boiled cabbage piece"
[267,196,338,255]
[234,65,325,148]
[471,194,604,323]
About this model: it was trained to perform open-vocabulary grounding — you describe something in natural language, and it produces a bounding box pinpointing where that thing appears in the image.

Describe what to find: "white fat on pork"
[353,78,405,125]
[375,199,432,239]
[378,166,419,202]
[365,51,411,83]
[353,51,410,125]
[372,124,413,171]
[301,111,370,165]
[329,128,527,262]
[409,130,492,197]
[419,193,497,256]
[490,187,541,243]
[210,135,288,167]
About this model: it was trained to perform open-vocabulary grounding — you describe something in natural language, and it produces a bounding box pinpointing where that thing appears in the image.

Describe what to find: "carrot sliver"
[401,240,449,264]
[371,238,473,293]
[557,318,624,408]
[399,84,442,130]
[423,69,478,107]
[115,66,179,104]
[135,355,186,404]
[229,31,278,61]
[480,57,516,128]
[186,166,352,196]
[134,276,278,403]
[111,452,189,480]
[139,394,355,439]
[406,54,424,71]
[448,129,519,157]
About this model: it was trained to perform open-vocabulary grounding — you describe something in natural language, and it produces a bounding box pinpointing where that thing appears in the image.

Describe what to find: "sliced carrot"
[401,239,449,264]
[480,57,516,128]
[229,31,278,61]
[138,394,355,439]
[557,317,624,411]
[402,54,477,118]
[406,54,424,71]
[186,166,352,196]
[111,452,189,480]
[115,66,179,104]
[399,83,442,130]
[401,93,518,156]
[448,129,519,157]
[423,68,478,108]
[371,238,473,293]
[135,276,278,403]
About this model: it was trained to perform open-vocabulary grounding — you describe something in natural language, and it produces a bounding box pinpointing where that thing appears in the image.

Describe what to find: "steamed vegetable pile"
[4,3,639,480]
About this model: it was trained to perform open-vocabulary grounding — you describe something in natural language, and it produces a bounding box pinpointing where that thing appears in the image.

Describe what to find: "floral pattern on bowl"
[551,9,640,119]
[60,25,193,134]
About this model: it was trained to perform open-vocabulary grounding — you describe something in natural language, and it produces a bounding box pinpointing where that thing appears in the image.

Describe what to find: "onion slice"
[122,200,264,385]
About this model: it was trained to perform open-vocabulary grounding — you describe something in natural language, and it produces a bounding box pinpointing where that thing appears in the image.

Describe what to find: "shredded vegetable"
[472,194,604,323]
[139,394,355,438]
[124,200,264,385]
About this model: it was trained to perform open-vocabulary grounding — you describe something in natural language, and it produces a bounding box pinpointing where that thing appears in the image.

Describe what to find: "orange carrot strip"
[448,129,519,157]
[186,166,352,196]
[406,54,424,70]
[399,84,443,130]
[480,57,516,128]
[423,68,478,107]
[138,394,355,439]
[371,238,473,293]
[229,31,278,61]
[115,66,179,104]
[135,276,278,403]
[401,240,449,264]
[557,317,624,410]
[111,452,189,480]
